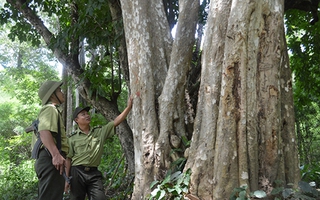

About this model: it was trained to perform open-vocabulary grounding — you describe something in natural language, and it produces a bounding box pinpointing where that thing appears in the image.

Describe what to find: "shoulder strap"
[56,112,62,153]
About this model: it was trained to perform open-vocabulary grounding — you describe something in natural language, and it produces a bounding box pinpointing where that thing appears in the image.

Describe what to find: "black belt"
[74,165,98,172]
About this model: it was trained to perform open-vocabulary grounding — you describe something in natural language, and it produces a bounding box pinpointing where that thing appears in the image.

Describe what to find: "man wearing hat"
[35,80,69,200]
[65,96,133,200]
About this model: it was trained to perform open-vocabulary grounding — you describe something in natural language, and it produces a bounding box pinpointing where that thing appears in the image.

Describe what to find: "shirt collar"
[74,125,91,135]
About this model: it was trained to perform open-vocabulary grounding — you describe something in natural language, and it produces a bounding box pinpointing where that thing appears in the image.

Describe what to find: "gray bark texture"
[185,0,300,199]
[120,0,199,198]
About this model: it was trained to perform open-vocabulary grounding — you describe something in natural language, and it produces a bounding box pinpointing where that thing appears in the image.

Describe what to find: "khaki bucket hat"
[38,80,63,105]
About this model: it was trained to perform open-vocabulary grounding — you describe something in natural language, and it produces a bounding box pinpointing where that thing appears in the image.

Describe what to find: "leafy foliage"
[286,9,320,109]
[230,180,320,200]
[0,92,39,138]
[0,86,133,200]
[295,102,320,166]
[0,133,38,199]
[1,0,124,102]
[230,185,266,200]
[149,169,191,200]
[300,164,320,188]
[101,136,133,199]
[285,7,320,182]
[169,136,191,172]
[270,181,320,199]
[0,24,61,199]
[0,1,132,197]
[0,40,60,106]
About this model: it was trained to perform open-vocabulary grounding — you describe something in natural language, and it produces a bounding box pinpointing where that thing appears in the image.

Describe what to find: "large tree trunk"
[121,0,170,196]
[185,0,300,199]
[120,0,199,198]
[121,0,299,198]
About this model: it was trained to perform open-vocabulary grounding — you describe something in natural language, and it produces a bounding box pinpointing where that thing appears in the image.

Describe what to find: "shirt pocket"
[74,140,87,154]
[90,138,101,149]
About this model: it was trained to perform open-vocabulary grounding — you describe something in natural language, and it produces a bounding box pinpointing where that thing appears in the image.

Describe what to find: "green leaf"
[271,187,284,195]
[171,171,182,182]
[174,185,182,194]
[176,175,184,185]
[183,173,191,186]
[282,188,293,198]
[167,188,176,193]
[151,187,160,197]
[253,190,266,198]
[182,186,188,193]
[298,181,312,193]
[181,135,190,147]
[150,180,159,189]
[161,174,171,185]
[159,190,166,199]
[239,190,246,198]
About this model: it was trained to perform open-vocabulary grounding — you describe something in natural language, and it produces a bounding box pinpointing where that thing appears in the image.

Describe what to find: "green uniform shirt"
[67,122,115,167]
[37,103,69,154]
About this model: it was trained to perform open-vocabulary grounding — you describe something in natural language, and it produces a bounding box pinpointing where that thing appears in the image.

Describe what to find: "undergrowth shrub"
[230,180,320,199]
[0,160,38,200]
[0,133,38,199]
[148,169,191,200]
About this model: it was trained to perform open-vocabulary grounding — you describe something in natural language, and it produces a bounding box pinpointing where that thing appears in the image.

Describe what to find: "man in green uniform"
[35,80,69,200]
[65,96,133,200]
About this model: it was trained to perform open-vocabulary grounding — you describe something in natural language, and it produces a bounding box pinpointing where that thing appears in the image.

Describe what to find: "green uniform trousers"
[35,148,65,200]
[70,166,106,200]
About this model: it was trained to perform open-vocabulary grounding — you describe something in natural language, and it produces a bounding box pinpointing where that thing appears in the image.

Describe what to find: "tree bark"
[120,0,199,198]
[185,0,300,199]
[157,0,199,183]
[120,0,171,197]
